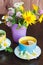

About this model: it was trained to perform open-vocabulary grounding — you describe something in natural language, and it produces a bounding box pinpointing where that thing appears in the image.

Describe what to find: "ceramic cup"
[19,36,37,53]
[0,30,6,43]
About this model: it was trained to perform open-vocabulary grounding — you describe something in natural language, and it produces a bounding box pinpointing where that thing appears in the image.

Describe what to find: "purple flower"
[39,10,43,14]
[8,11,14,16]
[8,16,13,20]
[6,21,12,27]
[16,12,22,17]
[8,8,14,16]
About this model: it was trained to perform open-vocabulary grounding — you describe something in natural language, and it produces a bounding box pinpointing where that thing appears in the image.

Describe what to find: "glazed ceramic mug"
[0,30,6,43]
[19,36,37,53]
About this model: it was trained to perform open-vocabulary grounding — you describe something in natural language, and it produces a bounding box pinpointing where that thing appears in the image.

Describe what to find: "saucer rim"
[14,45,41,60]
[0,38,11,51]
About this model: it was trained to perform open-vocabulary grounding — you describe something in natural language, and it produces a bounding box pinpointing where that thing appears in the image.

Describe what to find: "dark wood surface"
[0,15,43,65]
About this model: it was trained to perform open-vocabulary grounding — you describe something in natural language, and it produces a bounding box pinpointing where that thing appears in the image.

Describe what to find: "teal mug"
[19,36,37,53]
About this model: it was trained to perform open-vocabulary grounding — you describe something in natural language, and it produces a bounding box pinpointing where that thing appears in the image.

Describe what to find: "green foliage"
[0,45,2,48]
[5,47,13,53]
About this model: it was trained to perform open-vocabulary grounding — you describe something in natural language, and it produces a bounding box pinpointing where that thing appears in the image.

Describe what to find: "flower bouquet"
[2,2,43,42]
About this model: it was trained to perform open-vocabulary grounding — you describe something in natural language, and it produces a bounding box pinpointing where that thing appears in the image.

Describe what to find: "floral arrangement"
[2,2,43,28]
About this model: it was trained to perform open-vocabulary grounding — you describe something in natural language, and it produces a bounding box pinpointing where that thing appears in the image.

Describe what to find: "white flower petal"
[2,16,5,19]
[8,8,14,10]
[14,2,24,8]
[0,21,2,24]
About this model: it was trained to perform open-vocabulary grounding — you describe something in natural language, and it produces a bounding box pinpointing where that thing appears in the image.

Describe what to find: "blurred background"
[0,0,43,14]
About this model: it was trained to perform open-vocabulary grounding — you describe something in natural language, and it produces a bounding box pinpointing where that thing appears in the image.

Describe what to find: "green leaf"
[18,23,21,27]
[23,21,27,28]
[0,45,2,48]
[5,47,13,53]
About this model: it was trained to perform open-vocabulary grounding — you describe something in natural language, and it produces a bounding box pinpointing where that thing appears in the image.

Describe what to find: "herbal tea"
[21,40,29,45]
[21,40,35,45]
[0,33,5,37]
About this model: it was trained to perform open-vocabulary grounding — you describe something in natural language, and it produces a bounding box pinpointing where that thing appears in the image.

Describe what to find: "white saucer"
[14,46,41,60]
[0,38,11,51]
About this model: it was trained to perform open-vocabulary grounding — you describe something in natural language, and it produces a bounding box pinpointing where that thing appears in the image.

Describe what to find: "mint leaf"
[5,47,13,53]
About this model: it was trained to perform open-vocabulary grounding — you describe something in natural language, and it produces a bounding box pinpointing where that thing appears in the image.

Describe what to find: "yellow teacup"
[0,30,6,43]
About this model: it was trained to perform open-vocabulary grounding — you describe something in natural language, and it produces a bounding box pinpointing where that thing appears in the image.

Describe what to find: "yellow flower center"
[26,16,31,22]
[3,42,7,47]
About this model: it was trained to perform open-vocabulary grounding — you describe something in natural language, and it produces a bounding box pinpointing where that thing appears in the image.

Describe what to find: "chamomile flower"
[1,42,8,49]
[1,38,11,49]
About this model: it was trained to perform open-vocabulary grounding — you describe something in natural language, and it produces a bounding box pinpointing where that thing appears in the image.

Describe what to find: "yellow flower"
[39,15,43,23]
[2,15,8,24]
[32,4,39,12]
[19,5,24,12]
[2,15,8,20]
[22,11,36,26]
[16,5,24,12]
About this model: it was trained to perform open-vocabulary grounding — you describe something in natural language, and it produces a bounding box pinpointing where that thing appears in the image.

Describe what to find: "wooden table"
[0,16,43,65]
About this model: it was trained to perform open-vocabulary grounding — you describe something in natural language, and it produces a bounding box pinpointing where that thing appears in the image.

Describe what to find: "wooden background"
[0,0,43,14]
[12,0,43,10]
[22,0,43,10]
